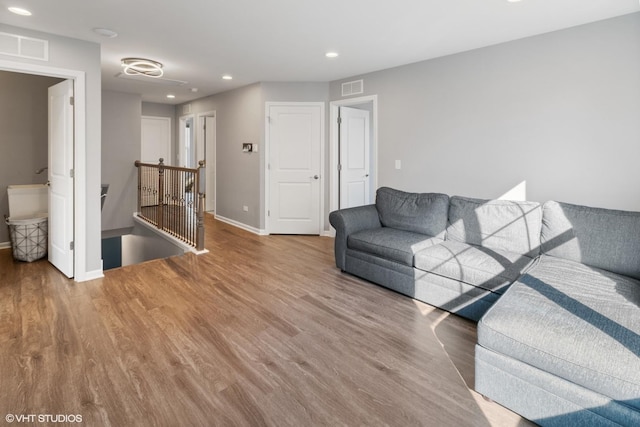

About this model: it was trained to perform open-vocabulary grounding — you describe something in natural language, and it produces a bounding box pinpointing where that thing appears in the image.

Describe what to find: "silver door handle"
[311,175,319,180]
[364,174,369,178]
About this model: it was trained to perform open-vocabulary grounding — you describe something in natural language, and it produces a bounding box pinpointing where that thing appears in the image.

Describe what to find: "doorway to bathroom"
[0,70,61,244]
[0,60,85,279]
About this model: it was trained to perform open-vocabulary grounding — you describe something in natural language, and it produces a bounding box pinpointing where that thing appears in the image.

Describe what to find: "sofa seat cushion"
[478,255,640,409]
[348,227,442,266]
[414,241,534,294]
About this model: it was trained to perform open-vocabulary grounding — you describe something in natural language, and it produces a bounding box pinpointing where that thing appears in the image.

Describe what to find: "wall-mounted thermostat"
[242,143,258,153]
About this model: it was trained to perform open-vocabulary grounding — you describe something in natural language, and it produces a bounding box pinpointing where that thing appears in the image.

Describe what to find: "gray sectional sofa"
[329,187,640,426]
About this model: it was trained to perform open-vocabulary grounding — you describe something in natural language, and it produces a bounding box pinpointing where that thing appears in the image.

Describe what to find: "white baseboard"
[77,268,104,282]
[322,229,336,238]
[0,241,10,250]
[215,215,267,235]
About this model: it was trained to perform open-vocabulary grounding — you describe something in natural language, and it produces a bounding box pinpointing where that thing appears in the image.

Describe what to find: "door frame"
[264,101,325,235]
[196,110,216,213]
[329,95,378,219]
[0,59,87,280]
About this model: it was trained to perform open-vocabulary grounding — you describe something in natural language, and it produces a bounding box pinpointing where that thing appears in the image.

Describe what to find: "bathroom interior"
[1,70,185,272]
[0,70,60,254]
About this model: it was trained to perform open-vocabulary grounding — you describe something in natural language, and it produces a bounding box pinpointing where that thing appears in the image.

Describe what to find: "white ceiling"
[2,0,638,104]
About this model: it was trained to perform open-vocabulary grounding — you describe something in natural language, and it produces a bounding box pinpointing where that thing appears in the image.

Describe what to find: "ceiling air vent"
[0,32,48,61]
[341,79,363,97]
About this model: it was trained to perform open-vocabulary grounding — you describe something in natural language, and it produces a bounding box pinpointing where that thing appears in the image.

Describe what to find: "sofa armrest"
[329,204,381,270]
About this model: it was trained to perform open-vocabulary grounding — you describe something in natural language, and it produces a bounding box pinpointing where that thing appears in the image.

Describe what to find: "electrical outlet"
[243,205,249,212]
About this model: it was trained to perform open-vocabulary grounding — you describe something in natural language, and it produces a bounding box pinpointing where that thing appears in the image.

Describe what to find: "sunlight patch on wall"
[498,181,527,201]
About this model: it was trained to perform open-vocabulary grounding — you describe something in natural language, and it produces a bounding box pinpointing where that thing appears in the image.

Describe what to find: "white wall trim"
[82,268,105,281]
[321,229,336,238]
[133,214,209,254]
[329,95,379,216]
[215,214,268,235]
[196,110,216,213]
[264,101,325,236]
[0,58,90,282]
[0,241,10,250]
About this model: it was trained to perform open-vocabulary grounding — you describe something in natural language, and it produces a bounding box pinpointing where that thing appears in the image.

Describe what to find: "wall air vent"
[0,32,48,61]
[341,79,364,97]
[114,72,188,86]
[183,104,192,114]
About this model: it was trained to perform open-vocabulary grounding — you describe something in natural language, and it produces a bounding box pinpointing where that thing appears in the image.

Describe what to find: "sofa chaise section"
[475,201,640,426]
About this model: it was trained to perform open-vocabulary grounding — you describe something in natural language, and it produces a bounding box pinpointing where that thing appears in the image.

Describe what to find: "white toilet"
[7,184,48,218]
[6,184,48,262]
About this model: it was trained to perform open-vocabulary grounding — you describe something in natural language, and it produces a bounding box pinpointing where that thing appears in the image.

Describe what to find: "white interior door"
[48,80,74,278]
[141,116,171,164]
[339,106,371,208]
[268,104,323,234]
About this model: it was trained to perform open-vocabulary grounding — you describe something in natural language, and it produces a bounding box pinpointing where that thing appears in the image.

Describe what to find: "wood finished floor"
[0,215,534,427]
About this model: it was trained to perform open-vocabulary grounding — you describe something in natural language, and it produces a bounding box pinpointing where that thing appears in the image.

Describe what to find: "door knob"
[364,174,369,178]
[312,175,319,180]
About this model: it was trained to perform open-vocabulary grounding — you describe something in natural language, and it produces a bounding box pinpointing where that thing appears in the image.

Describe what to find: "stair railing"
[134,158,205,251]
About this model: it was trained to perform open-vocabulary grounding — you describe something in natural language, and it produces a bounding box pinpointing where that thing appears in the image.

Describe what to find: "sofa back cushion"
[447,196,542,257]
[375,187,449,238]
[541,201,640,279]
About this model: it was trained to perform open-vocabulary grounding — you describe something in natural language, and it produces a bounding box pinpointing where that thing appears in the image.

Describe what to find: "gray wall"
[0,24,102,277]
[212,84,263,227]
[0,71,63,244]
[330,13,640,211]
[174,83,263,229]
[175,82,329,231]
[102,91,142,231]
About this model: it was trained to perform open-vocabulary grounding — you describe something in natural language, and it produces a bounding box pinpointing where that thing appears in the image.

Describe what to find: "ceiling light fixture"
[166,94,176,99]
[325,52,339,58]
[93,28,118,38]
[121,57,164,78]
[8,6,32,16]
[222,75,233,80]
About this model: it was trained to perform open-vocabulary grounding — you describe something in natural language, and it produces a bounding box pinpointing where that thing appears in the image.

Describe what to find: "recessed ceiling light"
[93,28,118,38]
[166,94,176,99]
[325,52,339,58]
[222,75,233,80]
[8,7,32,16]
